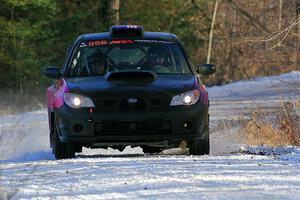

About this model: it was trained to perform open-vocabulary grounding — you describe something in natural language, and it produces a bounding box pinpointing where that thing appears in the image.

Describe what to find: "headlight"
[63,93,95,108]
[170,90,200,106]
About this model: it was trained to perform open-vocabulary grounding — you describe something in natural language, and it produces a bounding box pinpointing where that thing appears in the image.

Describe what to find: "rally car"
[44,25,215,159]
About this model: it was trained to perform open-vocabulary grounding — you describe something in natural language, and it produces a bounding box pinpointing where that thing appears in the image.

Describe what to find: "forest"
[0,0,299,112]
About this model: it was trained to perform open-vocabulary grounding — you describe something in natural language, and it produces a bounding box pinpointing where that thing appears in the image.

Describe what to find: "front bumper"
[54,103,208,146]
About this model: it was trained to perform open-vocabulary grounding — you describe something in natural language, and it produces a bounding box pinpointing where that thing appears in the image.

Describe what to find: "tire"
[49,112,55,149]
[52,119,75,159]
[188,139,209,155]
[74,144,82,153]
[141,146,163,154]
[188,120,210,155]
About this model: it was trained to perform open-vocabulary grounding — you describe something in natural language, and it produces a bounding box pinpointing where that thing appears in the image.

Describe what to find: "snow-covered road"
[2,153,300,200]
[0,71,299,199]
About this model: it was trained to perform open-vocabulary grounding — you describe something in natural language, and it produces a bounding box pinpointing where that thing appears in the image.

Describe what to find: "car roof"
[76,32,178,42]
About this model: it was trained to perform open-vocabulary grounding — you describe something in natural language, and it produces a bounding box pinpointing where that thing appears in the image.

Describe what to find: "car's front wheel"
[188,120,209,155]
[188,139,209,155]
[53,120,75,159]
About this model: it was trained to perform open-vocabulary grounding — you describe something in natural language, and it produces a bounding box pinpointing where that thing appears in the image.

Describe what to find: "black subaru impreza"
[44,25,215,159]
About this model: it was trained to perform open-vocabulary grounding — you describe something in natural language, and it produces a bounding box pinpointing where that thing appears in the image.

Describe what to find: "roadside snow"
[208,71,300,101]
[0,110,51,161]
[240,145,300,163]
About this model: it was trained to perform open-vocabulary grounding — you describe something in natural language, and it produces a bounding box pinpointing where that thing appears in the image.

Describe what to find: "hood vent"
[105,70,157,81]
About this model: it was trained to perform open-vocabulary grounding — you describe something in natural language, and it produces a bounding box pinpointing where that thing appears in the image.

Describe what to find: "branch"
[228,0,271,33]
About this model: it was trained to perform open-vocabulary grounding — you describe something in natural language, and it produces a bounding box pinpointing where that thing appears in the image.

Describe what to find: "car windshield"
[67,39,192,77]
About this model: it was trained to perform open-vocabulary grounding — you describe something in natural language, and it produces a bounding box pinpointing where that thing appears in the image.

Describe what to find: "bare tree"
[278,0,282,47]
[207,0,219,64]
[108,0,120,25]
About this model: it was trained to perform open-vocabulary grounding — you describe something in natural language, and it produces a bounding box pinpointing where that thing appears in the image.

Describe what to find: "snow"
[240,145,300,163]
[1,154,300,199]
[0,71,300,199]
[208,71,300,101]
[0,110,51,161]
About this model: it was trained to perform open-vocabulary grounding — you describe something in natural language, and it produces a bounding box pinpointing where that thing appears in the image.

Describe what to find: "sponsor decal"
[86,40,134,47]
[134,40,174,44]
[200,84,208,105]
[80,39,173,48]
[79,42,87,48]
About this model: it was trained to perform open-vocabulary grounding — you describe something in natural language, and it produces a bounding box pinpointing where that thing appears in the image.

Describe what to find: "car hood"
[64,74,196,98]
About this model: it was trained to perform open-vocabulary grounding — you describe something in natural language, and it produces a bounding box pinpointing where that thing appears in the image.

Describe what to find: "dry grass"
[240,101,300,147]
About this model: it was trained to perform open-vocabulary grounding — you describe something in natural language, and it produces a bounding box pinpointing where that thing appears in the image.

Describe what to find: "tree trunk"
[108,0,120,25]
[297,1,300,66]
[278,0,282,47]
[101,0,120,27]
[279,0,282,30]
[207,0,219,64]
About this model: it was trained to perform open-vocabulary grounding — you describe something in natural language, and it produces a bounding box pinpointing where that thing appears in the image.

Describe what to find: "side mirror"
[44,67,62,79]
[196,64,216,75]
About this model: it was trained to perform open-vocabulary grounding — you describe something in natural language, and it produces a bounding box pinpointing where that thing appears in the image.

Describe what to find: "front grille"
[94,97,171,112]
[94,120,172,136]
[150,98,170,109]
[119,97,146,111]
[95,98,119,111]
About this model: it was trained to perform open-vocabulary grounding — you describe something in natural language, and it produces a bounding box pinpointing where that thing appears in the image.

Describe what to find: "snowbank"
[208,71,300,100]
[240,145,300,162]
